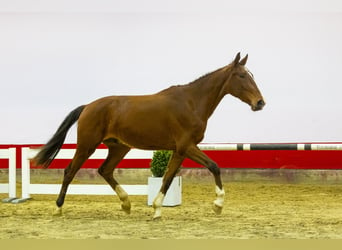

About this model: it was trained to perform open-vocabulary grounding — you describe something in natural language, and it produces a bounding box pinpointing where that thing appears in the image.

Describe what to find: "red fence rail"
[1,143,342,170]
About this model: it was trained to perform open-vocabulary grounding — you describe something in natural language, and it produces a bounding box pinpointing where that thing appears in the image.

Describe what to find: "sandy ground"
[1,177,342,239]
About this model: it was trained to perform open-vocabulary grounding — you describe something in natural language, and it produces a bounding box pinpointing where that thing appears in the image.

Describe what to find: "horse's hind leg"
[54,147,96,215]
[98,142,131,214]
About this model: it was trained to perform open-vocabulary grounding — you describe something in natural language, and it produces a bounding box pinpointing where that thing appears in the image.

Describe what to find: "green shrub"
[150,150,172,177]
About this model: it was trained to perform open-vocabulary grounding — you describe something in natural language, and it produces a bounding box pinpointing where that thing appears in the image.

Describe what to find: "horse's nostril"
[257,100,265,107]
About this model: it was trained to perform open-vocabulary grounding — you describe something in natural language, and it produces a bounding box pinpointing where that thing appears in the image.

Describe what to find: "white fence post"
[0,147,16,202]
[21,147,32,201]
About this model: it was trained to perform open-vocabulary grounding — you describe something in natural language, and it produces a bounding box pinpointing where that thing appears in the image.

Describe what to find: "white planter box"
[147,176,182,206]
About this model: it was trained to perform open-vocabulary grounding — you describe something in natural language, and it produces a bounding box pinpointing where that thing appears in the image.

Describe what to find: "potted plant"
[147,150,182,206]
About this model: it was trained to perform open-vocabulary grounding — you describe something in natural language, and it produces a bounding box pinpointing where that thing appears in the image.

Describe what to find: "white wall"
[1,1,342,144]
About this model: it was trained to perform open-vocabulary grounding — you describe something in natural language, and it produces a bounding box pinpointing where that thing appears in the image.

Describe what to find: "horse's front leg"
[207,160,225,215]
[152,152,184,220]
[185,145,225,215]
[213,183,225,215]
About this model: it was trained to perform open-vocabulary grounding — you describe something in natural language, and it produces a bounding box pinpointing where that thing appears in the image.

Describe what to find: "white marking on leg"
[115,185,131,213]
[213,186,225,214]
[115,185,128,200]
[152,192,165,219]
[53,206,62,216]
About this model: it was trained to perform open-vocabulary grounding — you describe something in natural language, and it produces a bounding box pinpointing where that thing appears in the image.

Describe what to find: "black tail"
[33,105,86,168]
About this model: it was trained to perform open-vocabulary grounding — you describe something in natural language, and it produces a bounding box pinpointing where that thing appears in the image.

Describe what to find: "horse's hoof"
[53,207,62,216]
[212,203,223,215]
[122,207,131,214]
[152,215,162,221]
[121,201,131,214]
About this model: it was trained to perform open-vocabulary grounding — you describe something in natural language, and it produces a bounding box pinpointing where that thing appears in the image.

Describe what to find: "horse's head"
[225,53,265,111]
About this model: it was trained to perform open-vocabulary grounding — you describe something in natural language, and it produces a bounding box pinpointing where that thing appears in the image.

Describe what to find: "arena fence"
[0,148,17,202]
[7,143,342,203]
[15,147,153,203]
[199,143,342,151]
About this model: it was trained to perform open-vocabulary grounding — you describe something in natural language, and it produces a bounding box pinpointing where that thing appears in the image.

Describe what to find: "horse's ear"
[239,54,248,66]
[233,52,241,66]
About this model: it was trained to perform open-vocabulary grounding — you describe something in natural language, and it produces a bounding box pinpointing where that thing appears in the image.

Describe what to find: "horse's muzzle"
[252,99,265,111]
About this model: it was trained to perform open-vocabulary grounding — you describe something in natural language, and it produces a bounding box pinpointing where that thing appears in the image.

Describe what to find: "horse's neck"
[185,69,229,120]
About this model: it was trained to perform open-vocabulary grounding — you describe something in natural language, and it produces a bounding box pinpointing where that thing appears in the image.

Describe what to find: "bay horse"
[33,52,265,219]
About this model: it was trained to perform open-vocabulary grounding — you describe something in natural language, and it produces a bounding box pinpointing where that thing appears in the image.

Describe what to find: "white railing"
[0,148,16,202]
[15,147,153,203]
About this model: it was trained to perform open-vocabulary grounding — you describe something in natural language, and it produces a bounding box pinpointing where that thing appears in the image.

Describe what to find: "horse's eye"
[239,74,246,79]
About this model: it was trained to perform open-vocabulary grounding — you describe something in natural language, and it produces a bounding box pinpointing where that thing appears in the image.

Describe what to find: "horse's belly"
[114,124,176,150]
